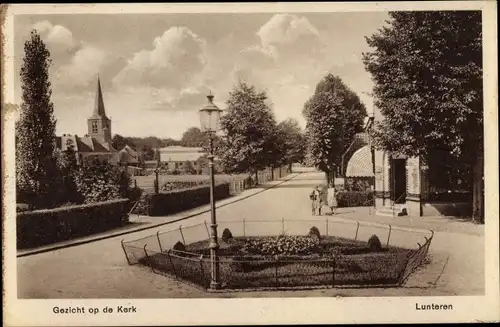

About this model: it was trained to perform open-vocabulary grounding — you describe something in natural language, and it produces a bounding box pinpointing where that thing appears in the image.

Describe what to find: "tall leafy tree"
[16,31,59,209]
[111,134,129,150]
[58,139,81,204]
[277,118,307,171]
[218,82,278,181]
[303,74,367,184]
[363,11,483,222]
[180,127,206,147]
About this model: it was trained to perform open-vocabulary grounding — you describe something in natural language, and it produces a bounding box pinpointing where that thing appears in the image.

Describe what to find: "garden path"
[16,170,485,298]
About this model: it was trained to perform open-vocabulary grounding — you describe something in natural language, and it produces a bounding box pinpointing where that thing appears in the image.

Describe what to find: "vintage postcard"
[2,1,499,326]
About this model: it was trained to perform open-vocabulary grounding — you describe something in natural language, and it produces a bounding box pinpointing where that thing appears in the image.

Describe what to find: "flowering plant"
[241,235,318,256]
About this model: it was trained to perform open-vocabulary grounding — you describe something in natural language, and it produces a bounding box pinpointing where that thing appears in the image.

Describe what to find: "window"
[92,121,98,133]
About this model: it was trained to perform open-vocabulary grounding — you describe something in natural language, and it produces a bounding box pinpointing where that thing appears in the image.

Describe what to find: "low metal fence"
[398,230,434,284]
[121,218,433,290]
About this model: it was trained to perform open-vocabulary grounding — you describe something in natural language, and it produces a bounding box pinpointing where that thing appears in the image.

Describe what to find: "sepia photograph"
[2,1,498,326]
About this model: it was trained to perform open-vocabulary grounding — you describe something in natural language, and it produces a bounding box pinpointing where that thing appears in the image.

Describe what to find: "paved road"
[17,170,484,298]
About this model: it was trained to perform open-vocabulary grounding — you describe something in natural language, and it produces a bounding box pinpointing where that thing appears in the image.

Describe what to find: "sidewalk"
[332,206,484,236]
[17,170,484,298]
[17,172,300,257]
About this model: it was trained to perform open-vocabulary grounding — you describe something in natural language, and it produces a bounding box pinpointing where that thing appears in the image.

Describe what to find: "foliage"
[152,147,161,165]
[58,139,82,204]
[276,118,307,167]
[308,226,321,240]
[17,199,129,249]
[161,180,207,192]
[218,82,279,174]
[426,148,472,193]
[74,159,130,203]
[145,235,412,288]
[195,155,209,174]
[146,183,231,216]
[180,127,206,147]
[363,11,483,222]
[128,186,143,203]
[241,235,319,256]
[222,228,234,242]
[303,74,367,176]
[111,134,128,151]
[336,191,374,207]
[344,177,373,192]
[180,160,197,175]
[15,30,60,209]
[367,234,382,252]
[173,241,186,252]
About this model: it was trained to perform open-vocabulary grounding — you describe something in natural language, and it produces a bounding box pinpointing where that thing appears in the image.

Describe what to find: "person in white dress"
[327,183,338,215]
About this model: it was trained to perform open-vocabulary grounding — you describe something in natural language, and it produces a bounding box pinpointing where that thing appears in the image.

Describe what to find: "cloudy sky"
[14,12,389,139]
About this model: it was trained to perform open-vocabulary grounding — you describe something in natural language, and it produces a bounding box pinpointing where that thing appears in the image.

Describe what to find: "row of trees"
[217,82,307,181]
[116,82,309,178]
[16,31,131,210]
[302,11,483,223]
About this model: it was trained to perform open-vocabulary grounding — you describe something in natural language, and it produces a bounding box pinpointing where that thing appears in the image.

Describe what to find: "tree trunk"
[255,170,259,185]
[472,152,484,223]
[324,168,336,187]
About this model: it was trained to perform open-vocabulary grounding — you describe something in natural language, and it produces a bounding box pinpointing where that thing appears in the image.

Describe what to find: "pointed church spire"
[93,75,107,117]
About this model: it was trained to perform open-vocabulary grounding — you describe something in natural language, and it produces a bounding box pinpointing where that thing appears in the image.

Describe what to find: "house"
[158,146,204,171]
[343,116,473,217]
[145,146,221,174]
[112,145,139,166]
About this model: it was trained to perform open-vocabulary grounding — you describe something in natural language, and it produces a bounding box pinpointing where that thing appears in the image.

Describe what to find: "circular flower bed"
[241,235,319,256]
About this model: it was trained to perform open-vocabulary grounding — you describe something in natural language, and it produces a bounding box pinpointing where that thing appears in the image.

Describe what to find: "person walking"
[327,183,338,215]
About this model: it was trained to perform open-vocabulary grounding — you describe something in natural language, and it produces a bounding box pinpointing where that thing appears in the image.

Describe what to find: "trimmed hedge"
[17,198,130,249]
[146,183,231,216]
[336,191,374,207]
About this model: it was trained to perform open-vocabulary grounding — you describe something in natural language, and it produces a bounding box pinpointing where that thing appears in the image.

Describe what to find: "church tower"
[87,76,112,143]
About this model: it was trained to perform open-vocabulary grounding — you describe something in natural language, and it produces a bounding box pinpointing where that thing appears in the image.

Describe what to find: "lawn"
[133,173,251,193]
[141,235,416,290]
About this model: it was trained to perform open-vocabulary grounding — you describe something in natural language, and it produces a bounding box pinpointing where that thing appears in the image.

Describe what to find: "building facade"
[148,146,221,174]
[344,117,472,217]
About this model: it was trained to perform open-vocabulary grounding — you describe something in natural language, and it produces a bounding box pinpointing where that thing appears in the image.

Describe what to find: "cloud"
[256,14,324,57]
[32,21,80,61]
[31,20,121,93]
[147,85,213,112]
[112,27,207,90]
[239,45,277,68]
[54,46,126,92]
[257,14,319,47]
[234,14,327,86]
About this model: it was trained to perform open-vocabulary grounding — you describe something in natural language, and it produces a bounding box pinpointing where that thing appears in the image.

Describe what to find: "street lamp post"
[199,92,223,290]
